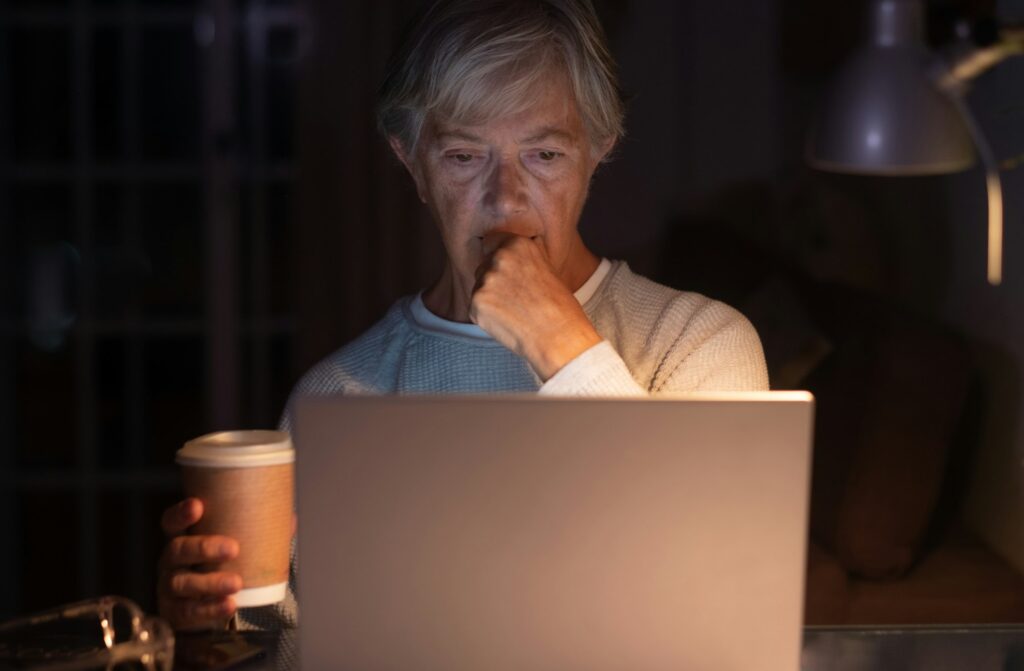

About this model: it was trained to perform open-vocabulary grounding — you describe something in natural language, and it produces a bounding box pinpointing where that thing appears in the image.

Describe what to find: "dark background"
[2,0,1023,621]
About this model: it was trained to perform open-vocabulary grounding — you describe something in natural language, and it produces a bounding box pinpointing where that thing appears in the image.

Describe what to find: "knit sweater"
[235,258,768,633]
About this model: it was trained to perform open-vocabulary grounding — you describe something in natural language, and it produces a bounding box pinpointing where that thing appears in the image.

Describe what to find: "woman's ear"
[593,135,617,166]
[388,136,428,204]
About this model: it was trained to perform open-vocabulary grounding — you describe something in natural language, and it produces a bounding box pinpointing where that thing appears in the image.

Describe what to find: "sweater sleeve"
[538,340,646,396]
[657,310,770,393]
[538,305,769,397]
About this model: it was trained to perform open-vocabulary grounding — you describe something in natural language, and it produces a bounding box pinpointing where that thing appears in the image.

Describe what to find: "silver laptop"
[295,392,814,671]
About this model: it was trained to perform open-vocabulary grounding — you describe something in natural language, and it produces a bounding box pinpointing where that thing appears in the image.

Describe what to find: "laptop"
[295,392,814,671]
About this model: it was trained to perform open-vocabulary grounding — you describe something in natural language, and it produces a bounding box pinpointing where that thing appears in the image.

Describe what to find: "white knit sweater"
[236,258,768,633]
[285,259,766,411]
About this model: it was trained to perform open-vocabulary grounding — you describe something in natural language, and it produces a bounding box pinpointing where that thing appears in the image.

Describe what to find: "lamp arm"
[946,93,1004,285]
[937,25,1024,92]
[932,23,1022,286]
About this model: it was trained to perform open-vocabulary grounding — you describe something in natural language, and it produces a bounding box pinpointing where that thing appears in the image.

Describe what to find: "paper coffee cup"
[176,430,294,608]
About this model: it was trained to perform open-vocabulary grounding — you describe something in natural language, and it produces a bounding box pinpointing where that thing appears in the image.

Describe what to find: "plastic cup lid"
[176,430,294,468]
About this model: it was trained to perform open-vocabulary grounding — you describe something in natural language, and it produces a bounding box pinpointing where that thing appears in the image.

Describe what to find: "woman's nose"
[483,157,527,219]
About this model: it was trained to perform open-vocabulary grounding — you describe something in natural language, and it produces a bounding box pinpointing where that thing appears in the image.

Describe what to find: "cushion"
[803,284,971,579]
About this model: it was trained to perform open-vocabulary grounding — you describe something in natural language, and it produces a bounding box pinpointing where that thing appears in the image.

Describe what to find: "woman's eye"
[537,150,561,162]
[449,153,474,164]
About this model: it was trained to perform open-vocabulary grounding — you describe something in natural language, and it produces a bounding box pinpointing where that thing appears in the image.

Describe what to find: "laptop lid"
[296,392,814,671]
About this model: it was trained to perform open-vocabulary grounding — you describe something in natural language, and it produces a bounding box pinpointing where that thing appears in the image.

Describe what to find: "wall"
[942,55,1024,572]
[582,0,782,273]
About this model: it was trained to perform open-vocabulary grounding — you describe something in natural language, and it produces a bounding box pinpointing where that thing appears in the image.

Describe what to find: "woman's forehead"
[427,73,585,144]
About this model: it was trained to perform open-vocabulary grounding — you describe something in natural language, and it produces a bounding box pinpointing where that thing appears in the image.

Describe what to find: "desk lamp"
[806,0,1023,285]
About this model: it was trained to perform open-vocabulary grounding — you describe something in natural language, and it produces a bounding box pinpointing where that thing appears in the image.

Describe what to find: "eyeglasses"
[0,596,174,671]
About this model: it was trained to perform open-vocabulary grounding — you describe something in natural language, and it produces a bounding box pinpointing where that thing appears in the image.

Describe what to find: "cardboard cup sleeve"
[176,430,294,607]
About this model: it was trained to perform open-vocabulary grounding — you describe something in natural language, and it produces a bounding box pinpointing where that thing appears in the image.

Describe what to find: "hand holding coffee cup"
[157,430,295,630]
[157,497,243,630]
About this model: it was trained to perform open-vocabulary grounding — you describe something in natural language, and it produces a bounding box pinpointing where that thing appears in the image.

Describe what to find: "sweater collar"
[408,258,613,342]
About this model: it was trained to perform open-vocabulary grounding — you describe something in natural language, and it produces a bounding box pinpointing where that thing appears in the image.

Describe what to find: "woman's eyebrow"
[435,129,486,144]
[519,127,575,144]
[433,126,576,145]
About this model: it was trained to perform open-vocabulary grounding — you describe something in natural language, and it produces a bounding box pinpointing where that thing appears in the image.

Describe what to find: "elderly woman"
[157,0,767,633]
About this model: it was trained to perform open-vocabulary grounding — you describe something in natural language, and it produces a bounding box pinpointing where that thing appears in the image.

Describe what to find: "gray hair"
[377,0,625,159]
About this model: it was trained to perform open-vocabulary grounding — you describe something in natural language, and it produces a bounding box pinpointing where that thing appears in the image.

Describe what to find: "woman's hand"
[156,497,242,631]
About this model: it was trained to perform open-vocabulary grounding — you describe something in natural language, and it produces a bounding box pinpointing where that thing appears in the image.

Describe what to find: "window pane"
[0,184,12,313]
[137,0,200,7]
[97,490,168,610]
[94,185,148,320]
[139,183,202,318]
[90,0,192,6]
[96,337,127,469]
[15,336,79,469]
[243,0,295,6]
[93,27,124,161]
[19,489,81,612]
[267,182,293,316]
[239,181,292,319]
[138,490,181,613]
[9,27,72,161]
[268,333,293,423]
[13,184,78,469]
[238,335,261,428]
[140,27,200,160]
[143,337,204,469]
[6,0,70,10]
[12,184,75,323]
[96,491,132,600]
[265,26,297,161]
[13,184,73,244]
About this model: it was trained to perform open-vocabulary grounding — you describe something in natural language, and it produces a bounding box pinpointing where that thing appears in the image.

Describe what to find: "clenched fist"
[470,233,602,380]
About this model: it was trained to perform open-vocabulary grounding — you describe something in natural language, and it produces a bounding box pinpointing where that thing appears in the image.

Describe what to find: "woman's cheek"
[431,182,480,236]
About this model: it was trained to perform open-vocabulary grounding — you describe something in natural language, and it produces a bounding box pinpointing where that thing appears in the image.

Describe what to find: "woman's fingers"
[161,534,239,569]
[164,595,237,631]
[166,570,242,599]
[157,499,243,630]
[160,498,203,537]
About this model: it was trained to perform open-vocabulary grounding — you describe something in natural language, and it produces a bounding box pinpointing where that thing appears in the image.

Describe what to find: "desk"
[174,625,1024,670]
[803,625,1024,670]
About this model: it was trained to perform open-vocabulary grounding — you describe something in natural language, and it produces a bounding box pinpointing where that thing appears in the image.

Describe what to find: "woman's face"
[394,69,610,296]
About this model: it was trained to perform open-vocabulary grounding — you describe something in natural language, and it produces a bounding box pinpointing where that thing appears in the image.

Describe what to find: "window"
[1,0,306,617]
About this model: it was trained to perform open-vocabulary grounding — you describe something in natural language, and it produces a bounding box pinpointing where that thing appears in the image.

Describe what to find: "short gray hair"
[377,0,625,158]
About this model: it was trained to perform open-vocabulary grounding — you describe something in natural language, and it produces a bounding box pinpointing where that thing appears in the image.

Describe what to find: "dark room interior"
[3,0,1024,667]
